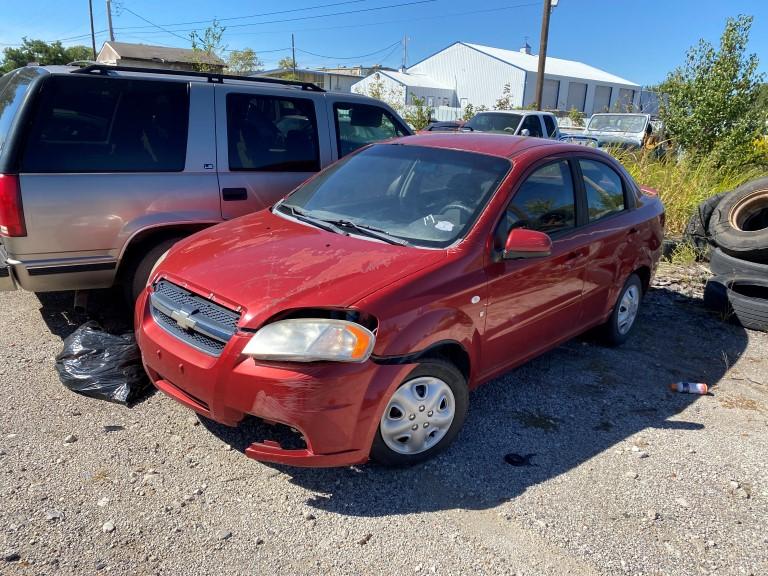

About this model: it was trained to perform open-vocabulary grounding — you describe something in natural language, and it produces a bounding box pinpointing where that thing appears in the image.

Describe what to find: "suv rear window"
[226,93,320,172]
[22,76,189,173]
[0,68,39,158]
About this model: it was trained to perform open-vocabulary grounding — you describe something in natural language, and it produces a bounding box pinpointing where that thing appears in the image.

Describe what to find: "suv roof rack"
[72,64,325,92]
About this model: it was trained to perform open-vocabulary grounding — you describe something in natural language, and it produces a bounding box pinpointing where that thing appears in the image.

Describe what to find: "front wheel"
[601,273,643,346]
[370,360,468,466]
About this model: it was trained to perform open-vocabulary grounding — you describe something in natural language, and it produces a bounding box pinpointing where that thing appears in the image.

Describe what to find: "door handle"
[222,187,248,201]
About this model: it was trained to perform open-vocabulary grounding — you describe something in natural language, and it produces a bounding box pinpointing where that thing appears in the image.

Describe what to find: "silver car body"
[0,66,410,293]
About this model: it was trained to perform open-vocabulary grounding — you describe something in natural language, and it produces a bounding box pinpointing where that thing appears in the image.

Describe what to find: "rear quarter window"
[22,76,189,173]
[0,68,40,158]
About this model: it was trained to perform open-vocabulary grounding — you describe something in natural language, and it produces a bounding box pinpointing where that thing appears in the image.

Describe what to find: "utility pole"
[106,0,115,42]
[291,33,297,76]
[534,0,558,110]
[402,35,408,71]
[88,0,97,60]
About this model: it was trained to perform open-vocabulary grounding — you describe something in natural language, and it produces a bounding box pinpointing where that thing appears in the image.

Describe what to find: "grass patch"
[610,148,766,236]
[666,240,699,264]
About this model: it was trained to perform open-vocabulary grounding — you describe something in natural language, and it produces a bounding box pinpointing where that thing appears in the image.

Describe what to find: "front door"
[481,159,588,378]
[215,87,330,220]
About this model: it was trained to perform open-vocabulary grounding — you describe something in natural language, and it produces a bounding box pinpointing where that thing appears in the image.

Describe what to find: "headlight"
[147,250,170,286]
[242,319,375,363]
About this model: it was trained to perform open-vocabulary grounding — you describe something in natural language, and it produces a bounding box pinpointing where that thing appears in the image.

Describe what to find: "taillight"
[0,174,26,237]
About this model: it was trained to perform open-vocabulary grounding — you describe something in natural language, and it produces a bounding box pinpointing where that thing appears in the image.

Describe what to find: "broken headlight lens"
[242,319,375,363]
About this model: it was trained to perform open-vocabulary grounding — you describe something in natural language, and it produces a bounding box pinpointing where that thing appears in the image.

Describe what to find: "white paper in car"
[435,221,454,232]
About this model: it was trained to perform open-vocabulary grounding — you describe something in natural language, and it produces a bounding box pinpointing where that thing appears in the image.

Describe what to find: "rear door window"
[333,102,409,157]
[507,161,576,235]
[22,76,189,173]
[579,159,626,222]
[0,68,39,157]
[520,115,543,138]
[226,93,319,172]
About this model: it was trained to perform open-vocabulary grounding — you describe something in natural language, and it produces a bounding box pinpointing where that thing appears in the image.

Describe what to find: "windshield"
[587,114,647,133]
[278,144,510,248]
[465,113,522,134]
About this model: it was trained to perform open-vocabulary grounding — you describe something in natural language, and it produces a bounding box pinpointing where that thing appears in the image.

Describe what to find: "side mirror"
[503,228,552,259]
[520,128,531,137]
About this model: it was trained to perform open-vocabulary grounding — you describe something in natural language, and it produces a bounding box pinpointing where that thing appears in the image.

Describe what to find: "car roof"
[392,133,566,159]
[475,110,553,116]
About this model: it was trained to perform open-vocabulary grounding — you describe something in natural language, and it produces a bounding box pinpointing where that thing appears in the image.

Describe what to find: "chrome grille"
[150,280,241,356]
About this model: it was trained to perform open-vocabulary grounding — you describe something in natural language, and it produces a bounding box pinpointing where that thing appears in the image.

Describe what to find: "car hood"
[158,210,446,328]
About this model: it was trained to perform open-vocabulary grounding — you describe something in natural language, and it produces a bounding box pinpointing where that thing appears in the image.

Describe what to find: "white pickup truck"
[462,110,561,140]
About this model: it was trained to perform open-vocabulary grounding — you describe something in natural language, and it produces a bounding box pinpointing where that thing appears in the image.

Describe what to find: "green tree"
[1,38,92,72]
[404,95,432,131]
[568,107,585,127]
[190,19,226,72]
[493,83,515,110]
[276,56,298,79]
[462,102,475,122]
[226,48,263,75]
[352,72,404,113]
[659,15,765,167]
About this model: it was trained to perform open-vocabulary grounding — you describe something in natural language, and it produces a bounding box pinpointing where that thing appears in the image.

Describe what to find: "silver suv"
[463,110,560,139]
[0,65,411,300]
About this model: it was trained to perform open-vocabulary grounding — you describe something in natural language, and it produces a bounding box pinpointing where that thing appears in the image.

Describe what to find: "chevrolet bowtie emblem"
[170,308,197,331]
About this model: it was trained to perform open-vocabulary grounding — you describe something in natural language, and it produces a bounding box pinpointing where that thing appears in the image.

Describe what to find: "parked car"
[136,133,664,468]
[0,65,411,300]
[582,113,664,150]
[463,110,560,140]
[419,120,465,133]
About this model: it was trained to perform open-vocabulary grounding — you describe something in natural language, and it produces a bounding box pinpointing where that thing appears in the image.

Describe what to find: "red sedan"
[136,134,664,467]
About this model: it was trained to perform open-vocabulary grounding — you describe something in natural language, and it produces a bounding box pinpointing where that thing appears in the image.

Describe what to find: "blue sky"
[0,0,765,86]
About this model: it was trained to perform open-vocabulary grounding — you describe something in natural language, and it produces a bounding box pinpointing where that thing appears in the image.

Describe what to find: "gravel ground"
[1,262,766,576]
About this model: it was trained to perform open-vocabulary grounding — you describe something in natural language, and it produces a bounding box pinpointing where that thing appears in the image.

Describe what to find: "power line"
[112,0,439,35]
[115,0,368,31]
[120,6,191,43]
[296,40,402,60]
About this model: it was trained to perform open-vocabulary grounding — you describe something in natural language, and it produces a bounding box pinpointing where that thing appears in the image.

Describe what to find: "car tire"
[709,247,768,278]
[683,191,730,255]
[370,360,468,466]
[709,177,768,262]
[127,237,183,305]
[601,273,643,346]
[726,278,768,332]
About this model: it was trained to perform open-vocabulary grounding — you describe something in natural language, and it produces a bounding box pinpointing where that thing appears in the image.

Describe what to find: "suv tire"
[127,237,183,304]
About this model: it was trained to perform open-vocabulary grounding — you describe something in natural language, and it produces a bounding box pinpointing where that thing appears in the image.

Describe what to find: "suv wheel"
[127,237,183,304]
[370,360,468,466]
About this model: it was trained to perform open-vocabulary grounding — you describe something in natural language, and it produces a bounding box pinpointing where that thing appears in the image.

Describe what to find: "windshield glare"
[465,113,522,134]
[279,144,510,248]
[587,114,647,133]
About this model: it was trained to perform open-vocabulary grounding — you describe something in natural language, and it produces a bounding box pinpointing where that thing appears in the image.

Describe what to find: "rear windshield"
[0,68,39,157]
[22,75,189,173]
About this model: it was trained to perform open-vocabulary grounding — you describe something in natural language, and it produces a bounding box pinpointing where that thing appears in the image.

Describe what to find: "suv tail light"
[0,174,26,237]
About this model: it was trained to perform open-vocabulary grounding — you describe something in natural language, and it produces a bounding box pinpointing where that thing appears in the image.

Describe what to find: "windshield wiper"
[276,203,348,236]
[323,219,410,246]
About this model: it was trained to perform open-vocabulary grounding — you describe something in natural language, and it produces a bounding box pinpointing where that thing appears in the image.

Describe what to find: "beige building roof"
[97,41,225,67]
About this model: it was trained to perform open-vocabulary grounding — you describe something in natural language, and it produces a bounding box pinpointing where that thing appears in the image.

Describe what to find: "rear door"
[215,87,330,220]
[574,157,638,321]
[324,96,410,161]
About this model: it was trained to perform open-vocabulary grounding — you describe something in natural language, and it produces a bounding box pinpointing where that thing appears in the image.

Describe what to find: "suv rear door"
[215,86,330,220]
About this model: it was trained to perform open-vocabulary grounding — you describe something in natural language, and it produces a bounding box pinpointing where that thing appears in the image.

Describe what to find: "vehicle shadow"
[201,286,749,516]
[36,289,132,340]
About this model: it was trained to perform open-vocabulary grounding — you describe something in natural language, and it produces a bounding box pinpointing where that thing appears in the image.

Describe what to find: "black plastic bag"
[55,321,150,405]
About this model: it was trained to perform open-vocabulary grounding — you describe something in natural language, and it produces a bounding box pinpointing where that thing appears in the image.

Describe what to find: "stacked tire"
[691,177,768,332]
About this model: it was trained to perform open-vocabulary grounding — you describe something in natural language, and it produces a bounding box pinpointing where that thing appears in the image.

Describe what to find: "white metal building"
[353,41,640,115]
[351,70,455,108]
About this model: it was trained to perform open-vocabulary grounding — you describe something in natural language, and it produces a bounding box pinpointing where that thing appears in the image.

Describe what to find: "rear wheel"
[126,237,183,304]
[370,360,468,466]
[601,273,643,346]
